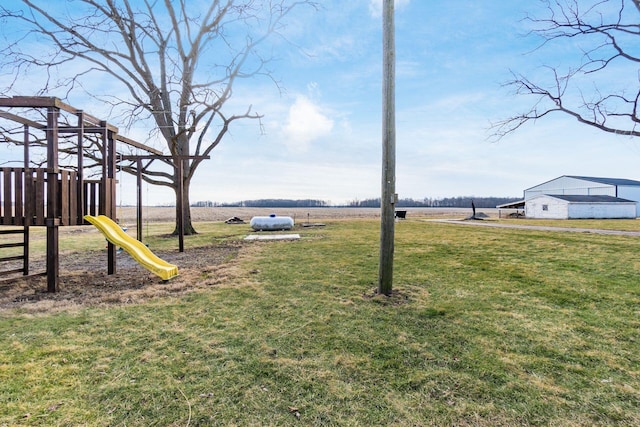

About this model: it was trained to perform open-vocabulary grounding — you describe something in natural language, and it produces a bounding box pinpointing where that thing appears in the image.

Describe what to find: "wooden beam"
[0,110,46,129]
[58,124,118,134]
[116,134,163,155]
[0,96,75,114]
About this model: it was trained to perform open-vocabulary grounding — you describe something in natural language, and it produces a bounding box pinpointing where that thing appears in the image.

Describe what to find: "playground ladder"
[0,227,29,276]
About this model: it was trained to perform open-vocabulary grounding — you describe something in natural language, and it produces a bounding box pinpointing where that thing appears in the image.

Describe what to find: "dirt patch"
[0,243,243,313]
[362,288,411,306]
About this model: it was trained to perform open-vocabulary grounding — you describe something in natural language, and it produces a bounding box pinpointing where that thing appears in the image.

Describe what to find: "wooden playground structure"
[0,96,164,292]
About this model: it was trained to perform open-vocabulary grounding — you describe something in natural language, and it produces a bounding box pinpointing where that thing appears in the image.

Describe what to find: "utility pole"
[379,0,396,296]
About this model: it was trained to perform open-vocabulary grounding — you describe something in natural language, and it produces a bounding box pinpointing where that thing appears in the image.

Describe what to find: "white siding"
[525,195,569,219]
[524,176,615,200]
[567,203,635,219]
[525,195,636,219]
[617,186,640,216]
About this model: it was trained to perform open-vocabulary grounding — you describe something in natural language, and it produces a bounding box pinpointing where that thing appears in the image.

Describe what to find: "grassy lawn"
[495,217,640,231]
[1,219,639,426]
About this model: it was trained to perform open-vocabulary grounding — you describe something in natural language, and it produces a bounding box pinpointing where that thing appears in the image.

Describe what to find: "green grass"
[496,217,640,231]
[1,219,640,425]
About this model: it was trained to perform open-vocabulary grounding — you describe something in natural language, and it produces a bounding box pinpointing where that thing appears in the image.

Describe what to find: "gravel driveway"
[432,219,640,237]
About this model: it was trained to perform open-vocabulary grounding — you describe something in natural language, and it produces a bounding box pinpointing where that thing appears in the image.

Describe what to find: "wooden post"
[23,124,29,174]
[136,158,143,242]
[177,159,185,253]
[106,126,117,220]
[46,106,60,292]
[23,125,34,230]
[100,122,107,216]
[23,225,29,275]
[378,0,396,296]
[76,111,84,224]
[102,122,117,275]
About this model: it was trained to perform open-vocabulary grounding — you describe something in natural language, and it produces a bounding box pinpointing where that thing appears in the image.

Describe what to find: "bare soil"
[0,207,486,313]
[0,242,244,313]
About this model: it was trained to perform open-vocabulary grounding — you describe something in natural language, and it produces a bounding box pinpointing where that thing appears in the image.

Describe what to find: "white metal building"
[525,194,637,219]
[524,176,640,218]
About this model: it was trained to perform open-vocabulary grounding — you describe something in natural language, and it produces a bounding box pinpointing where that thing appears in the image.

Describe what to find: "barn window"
[542,204,548,211]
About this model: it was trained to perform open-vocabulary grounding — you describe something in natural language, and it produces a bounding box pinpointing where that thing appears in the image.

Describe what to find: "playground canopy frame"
[0,96,162,292]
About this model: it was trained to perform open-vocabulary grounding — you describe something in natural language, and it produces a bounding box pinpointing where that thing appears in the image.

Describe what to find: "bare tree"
[492,0,640,141]
[0,0,316,234]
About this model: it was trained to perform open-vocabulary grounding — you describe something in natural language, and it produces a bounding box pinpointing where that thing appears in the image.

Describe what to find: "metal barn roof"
[564,176,640,187]
[545,195,635,203]
[496,200,525,209]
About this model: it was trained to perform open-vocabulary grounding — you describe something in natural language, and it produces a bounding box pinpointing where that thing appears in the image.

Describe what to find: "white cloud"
[368,0,411,18]
[283,96,334,151]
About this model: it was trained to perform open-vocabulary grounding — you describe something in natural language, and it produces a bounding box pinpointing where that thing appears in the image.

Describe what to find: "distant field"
[118,206,491,223]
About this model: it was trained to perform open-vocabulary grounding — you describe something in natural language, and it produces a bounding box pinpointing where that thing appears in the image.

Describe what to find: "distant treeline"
[347,197,518,208]
[192,199,328,208]
[192,196,518,208]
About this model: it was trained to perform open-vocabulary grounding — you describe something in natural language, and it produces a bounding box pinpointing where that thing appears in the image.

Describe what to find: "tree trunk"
[173,170,197,235]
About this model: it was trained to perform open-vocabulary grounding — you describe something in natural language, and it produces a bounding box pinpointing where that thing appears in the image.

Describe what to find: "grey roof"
[548,194,635,203]
[565,176,640,187]
[496,200,525,209]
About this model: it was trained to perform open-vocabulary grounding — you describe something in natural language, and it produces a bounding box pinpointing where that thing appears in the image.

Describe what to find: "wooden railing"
[0,167,113,226]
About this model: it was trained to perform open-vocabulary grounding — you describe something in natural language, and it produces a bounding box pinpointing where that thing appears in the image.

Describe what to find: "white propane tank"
[250,214,294,231]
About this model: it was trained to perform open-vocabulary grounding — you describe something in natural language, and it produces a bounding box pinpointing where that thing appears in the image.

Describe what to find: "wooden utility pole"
[379,0,396,296]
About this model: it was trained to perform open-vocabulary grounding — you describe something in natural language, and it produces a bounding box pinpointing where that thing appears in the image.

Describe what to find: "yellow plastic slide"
[84,215,178,280]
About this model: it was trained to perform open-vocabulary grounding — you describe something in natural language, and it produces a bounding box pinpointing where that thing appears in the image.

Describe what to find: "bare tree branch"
[0,0,318,233]
[493,0,640,142]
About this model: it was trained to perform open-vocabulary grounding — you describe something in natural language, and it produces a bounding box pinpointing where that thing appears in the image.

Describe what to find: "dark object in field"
[225,217,245,224]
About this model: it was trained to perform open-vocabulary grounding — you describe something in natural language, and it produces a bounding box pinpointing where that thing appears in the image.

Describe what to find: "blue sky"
[2,0,639,205]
